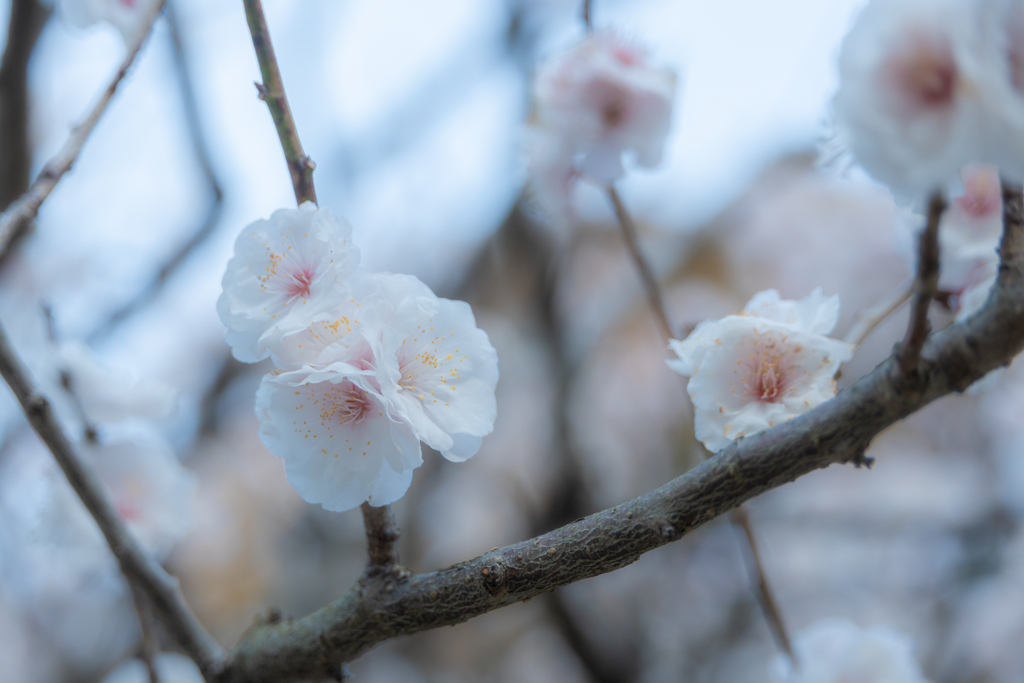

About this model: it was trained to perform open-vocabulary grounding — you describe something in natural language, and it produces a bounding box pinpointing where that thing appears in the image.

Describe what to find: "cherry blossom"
[253,272,498,511]
[529,32,676,187]
[368,273,499,463]
[59,0,156,45]
[218,202,360,363]
[772,618,931,683]
[255,369,422,512]
[833,0,992,199]
[668,289,853,453]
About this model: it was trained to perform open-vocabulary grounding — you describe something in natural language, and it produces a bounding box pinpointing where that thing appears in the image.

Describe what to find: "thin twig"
[0,319,225,678]
[242,0,317,206]
[0,0,165,259]
[898,193,946,377]
[129,583,163,683]
[605,182,796,662]
[728,506,794,661]
[360,502,401,570]
[605,185,673,342]
[582,0,593,32]
[218,189,1024,680]
[844,277,915,347]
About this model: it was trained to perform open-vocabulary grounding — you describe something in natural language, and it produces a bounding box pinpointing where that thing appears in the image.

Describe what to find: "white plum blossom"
[86,437,197,560]
[529,32,676,187]
[59,0,157,45]
[368,273,499,463]
[56,341,177,425]
[218,202,360,363]
[833,0,994,198]
[668,289,854,453]
[980,0,1024,181]
[772,618,931,683]
[254,271,498,511]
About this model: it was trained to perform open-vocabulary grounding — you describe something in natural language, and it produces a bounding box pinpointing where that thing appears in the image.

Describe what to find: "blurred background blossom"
[1,0,1022,681]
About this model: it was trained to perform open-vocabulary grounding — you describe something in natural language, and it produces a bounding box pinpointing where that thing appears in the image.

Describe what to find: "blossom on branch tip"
[771,618,931,683]
[218,202,360,363]
[529,32,676,187]
[668,289,853,453]
[833,0,992,199]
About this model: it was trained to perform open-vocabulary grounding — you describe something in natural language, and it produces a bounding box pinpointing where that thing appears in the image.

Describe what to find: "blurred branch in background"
[0,318,225,678]
[898,193,946,378]
[89,0,225,343]
[0,0,166,260]
[0,0,50,211]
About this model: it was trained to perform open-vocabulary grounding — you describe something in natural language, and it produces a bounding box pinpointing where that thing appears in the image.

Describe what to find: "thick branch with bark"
[0,0,165,257]
[214,191,1024,682]
[242,0,317,206]
[360,503,402,571]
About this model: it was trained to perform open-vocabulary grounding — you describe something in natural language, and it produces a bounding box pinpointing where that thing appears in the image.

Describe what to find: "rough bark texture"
[215,190,1024,683]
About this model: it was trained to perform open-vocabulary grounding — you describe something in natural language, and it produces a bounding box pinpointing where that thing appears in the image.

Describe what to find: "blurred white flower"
[101,653,204,683]
[59,0,157,45]
[980,0,1024,181]
[668,289,853,453]
[529,32,676,188]
[255,369,421,512]
[369,273,499,463]
[833,0,992,199]
[57,340,177,425]
[772,618,931,683]
[217,202,360,363]
[87,437,197,560]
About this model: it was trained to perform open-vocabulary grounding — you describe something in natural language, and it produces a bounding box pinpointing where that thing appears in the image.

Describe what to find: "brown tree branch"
[605,185,674,342]
[213,187,1024,681]
[0,0,165,259]
[360,503,402,571]
[0,320,225,678]
[242,0,317,206]
[129,583,163,683]
[898,193,946,376]
[0,0,50,211]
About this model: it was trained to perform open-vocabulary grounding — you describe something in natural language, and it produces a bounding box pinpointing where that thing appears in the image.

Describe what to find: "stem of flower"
[844,276,915,347]
[898,193,946,378]
[604,183,797,664]
[360,502,402,570]
[242,0,317,206]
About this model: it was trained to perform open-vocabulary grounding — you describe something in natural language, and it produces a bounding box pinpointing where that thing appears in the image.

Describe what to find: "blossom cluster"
[668,289,854,453]
[526,32,676,221]
[834,0,1024,199]
[59,0,158,45]
[217,202,499,512]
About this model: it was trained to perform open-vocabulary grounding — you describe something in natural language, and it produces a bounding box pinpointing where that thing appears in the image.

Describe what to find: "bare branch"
[360,503,402,571]
[844,276,914,347]
[605,185,674,342]
[0,320,225,678]
[242,0,317,206]
[0,0,165,258]
[728,506,794,661]
[898,193,946,377]
[582,0,593,32]
[0,0,50,211]
[129,584,163,683]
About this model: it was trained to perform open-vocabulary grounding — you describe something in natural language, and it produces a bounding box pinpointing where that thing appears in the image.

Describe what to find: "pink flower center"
[119,0,137,7]
[956,167,1001,219]
[286,267,315,299]
[886,34,957,111]
[750,358,788,403]
[322,381,373,426]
